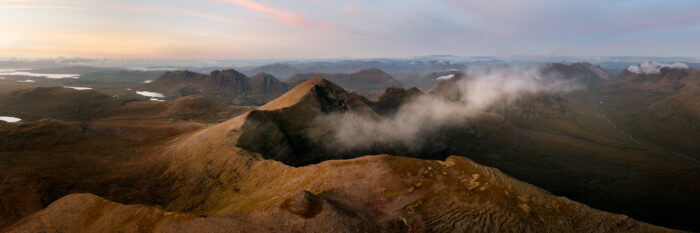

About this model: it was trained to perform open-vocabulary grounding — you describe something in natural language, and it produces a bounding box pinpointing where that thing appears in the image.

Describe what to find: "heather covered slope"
[0,87,123,121]
[0,87,252,123]
[5,154,672,233]
[0,94,251,229]
[599,67,700,157]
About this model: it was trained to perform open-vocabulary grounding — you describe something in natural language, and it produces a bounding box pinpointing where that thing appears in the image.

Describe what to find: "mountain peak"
[259,78,349,111]
[209,69,247,78]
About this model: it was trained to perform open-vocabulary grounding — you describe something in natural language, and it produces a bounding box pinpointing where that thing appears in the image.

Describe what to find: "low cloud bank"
[315,65,582,151]
[627,61,688,74]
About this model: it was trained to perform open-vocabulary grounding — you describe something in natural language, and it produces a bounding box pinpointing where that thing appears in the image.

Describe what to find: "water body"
[0,116,21,123]
[0,69,79,79]
[136,91,165,98]
[436,74,455,81]
[63,86,93,90]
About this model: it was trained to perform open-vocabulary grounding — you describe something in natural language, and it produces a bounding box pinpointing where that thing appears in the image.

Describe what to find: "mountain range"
[0,62,698,232]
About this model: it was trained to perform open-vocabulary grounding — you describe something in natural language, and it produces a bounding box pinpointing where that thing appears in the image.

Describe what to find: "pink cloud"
[110,4,257,25]
[220,0,358,35]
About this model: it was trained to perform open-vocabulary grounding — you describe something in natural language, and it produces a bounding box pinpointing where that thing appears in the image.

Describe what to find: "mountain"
[393,70,465,89]
[1,78,698,232]
[28,66,123,74]
[286,68,403,91]
[0,87,251,123]
[427,72,469,101]
[247,72,290,102]
[233,78,700,231]
[27,66,162,84]
[0,93,251,229]
[236,78,376,166]
[241,59,469,77]
[5,155,670,232]
[371,87,423,115]
[599,66,700,157]
[145,70,288,105]
[538,62,611,85]
[3,77,672,231]
[240,63,301,79]
[0,87,123,122]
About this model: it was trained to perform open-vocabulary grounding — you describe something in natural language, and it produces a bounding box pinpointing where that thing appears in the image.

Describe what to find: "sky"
[1,0,699,59]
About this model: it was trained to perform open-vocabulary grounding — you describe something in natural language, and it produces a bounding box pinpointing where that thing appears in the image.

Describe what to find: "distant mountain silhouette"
[145,69,288,105]
[287,68,402,91]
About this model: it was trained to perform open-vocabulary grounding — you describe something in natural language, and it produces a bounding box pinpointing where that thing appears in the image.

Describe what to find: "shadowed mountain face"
[371,87,424,115]
[0,64,697,232]
[145,70,288,105]
[287,68,403,91]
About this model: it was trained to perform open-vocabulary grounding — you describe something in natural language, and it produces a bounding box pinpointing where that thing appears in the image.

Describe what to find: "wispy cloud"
[218,0,358,35]
[109,4,257,25]
[0,0,90,10]
[0,2,90,10]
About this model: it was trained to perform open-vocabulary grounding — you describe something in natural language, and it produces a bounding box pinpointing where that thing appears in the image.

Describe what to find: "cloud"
[0,4,90,10]
[218,0,358,35]
[109,4,256,25]
[627,61,689,74]
[314,64,581,151]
